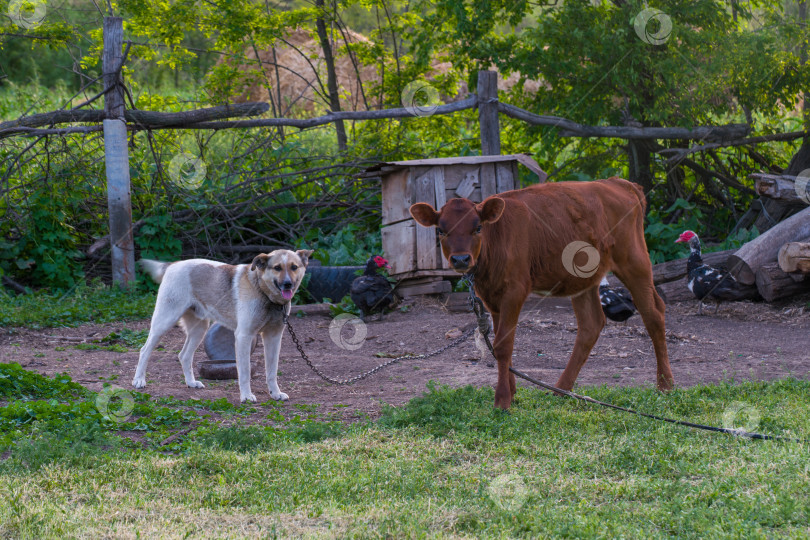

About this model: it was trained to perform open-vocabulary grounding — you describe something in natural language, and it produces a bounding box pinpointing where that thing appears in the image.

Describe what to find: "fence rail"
[2,16,809,286]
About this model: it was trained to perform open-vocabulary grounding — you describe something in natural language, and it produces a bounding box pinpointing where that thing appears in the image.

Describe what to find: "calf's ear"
[409,202,440,227]
[250,254,269,271]
[477,197,505,224]
[295,249,314,267]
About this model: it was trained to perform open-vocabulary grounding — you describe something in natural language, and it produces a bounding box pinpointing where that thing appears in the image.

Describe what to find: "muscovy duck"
[599,276,636,323]
[676,230,749,314]
[350,256,400,321]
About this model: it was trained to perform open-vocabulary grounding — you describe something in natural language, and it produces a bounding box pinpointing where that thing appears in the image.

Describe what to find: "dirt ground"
[2,293,810,423]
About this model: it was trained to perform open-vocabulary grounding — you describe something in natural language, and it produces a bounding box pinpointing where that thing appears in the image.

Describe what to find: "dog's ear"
[476,197,505,225]
[410,202,439,227]
[295,249,314,267]
[250,254,269,271]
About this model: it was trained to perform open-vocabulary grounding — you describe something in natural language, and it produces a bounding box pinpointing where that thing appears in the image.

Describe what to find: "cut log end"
[755,262,810,302]
[778,241,810,274]
[725,254,756,286]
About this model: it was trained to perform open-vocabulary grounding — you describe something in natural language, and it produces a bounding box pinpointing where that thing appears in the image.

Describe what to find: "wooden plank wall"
[381,221,416,274]
[381,168,412,226]
[413,167,443,270]
[381,160,522,277]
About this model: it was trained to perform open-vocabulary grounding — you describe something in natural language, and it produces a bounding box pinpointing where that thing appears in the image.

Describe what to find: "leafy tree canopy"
[411,0,809,129]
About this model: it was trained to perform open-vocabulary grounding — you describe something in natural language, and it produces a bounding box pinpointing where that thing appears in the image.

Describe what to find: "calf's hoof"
[657,378,675,393]
[494,390,512,410]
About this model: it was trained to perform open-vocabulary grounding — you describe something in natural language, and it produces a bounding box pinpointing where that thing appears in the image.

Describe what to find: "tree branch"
[659,131,808,158]
[0,102,269,136]
[498,102,751,141]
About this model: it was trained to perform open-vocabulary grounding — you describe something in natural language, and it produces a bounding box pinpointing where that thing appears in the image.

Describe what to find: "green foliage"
[298,223,382,266]
[328,294,363,317]
[0,188,86,290]
[135,214,183,261]
[645,198,760,263]
[418,0,808,127]
[153,396,252,415]
[378,381,503,439]
[0,363,86,401]
[193,420,341,451]
[0,281,155,328]
[715,226,760,251]
[0,2,79,87]
[645,198,706,264]
[73,342,129,353]
[100,328,150,349]
[0,363,199,460]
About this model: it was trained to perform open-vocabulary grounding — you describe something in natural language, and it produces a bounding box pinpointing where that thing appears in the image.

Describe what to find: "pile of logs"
[647,173,810,305]
[727,179,810,302]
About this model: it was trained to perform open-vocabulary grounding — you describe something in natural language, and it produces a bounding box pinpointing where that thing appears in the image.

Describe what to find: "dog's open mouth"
[274,279,294,300]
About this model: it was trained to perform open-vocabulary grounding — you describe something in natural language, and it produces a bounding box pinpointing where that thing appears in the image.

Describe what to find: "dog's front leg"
[234,330,257,402]
[261,325,288,401]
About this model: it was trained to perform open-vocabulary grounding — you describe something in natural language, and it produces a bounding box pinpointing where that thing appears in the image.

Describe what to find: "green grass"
[1,365,809,537]
[0,282,155,328]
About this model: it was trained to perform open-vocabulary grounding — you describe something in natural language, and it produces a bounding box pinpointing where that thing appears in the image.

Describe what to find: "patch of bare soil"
[2,294,810,424]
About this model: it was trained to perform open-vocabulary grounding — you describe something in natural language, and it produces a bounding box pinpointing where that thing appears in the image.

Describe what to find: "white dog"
[132,249,313,402]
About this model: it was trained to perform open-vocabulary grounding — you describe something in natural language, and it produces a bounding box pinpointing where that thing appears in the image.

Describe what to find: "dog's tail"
[138,259,169,284]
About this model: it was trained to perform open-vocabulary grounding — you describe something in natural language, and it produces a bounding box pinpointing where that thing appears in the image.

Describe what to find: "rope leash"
[467,274,807,443]
[509,366,792,441]
[285,273,806,443]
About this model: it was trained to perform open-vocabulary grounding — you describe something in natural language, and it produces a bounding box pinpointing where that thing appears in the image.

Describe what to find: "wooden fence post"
[102,16,135,287]
[477,70,501,156]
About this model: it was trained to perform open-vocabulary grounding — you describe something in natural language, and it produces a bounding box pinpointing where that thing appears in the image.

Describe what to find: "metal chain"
[286,273,804,441]
[284,314,477,386]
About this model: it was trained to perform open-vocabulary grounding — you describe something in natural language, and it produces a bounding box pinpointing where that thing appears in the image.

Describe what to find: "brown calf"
[410,177,673,409]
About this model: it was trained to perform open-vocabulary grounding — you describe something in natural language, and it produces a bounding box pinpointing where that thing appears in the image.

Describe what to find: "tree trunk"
[785,138,810,176]
[103,16,135,287]
[315,0,347,152]
[799,1,808,130]
[627,139,654,197]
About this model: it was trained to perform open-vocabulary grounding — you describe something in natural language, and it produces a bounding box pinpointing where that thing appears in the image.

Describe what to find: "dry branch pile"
[0,128,383,287]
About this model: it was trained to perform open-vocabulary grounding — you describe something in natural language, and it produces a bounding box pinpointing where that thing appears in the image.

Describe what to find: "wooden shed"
[360,154,547,295]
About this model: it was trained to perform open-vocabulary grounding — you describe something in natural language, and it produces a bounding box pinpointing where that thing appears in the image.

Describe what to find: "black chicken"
[676,230,749,315]
[599,276,636,323]
[350,256,400,321]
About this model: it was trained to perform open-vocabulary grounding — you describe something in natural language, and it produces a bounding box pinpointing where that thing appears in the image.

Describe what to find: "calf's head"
[410,197,505,273]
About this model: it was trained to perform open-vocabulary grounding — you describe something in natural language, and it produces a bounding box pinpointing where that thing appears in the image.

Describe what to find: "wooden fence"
[1,16,806,285]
